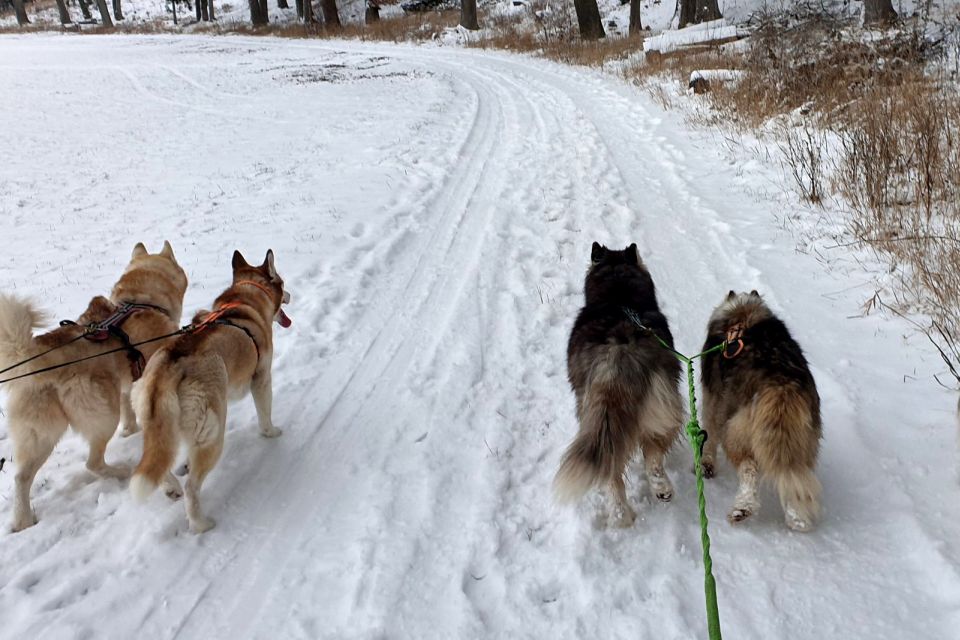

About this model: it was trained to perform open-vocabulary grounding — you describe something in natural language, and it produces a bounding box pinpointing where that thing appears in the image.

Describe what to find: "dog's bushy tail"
[0,293,44,373]
[554,381,635,504]
[130,352,180,502]
[752,386,822,525]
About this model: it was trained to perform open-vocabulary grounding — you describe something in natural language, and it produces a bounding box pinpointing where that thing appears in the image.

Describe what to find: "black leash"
[0,302,173,383]
[0,304,265,387]
[0,326,191,386]
[0,331,90,377]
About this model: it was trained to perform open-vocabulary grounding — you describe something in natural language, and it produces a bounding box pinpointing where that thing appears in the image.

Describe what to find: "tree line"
[7,0,903,37]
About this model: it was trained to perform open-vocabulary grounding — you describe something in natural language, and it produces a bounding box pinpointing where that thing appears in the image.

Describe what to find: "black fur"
[569,243,679,381]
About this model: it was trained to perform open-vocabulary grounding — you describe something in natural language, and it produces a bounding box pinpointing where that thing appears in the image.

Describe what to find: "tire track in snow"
[164,54,525,640]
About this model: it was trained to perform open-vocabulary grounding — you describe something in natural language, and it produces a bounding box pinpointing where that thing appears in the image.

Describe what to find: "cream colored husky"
[0,242,187,532]
[130,250,291,533]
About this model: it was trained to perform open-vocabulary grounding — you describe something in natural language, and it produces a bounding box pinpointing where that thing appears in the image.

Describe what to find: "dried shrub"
[778,119,827,205]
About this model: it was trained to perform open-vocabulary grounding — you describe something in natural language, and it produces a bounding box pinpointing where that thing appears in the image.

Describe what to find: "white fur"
[729,460,761,524]
[129,474,157,503]
[0,294,45,368]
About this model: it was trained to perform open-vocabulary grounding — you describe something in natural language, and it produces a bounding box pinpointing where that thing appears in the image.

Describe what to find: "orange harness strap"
[235,279,275,302]
[195,301,245,330]
[194,279,273,329]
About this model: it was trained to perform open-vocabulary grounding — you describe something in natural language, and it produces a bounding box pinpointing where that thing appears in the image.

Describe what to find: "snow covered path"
[1,35,959,640]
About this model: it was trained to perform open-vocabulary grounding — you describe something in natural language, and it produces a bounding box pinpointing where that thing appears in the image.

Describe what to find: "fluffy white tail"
[0,293,45,372]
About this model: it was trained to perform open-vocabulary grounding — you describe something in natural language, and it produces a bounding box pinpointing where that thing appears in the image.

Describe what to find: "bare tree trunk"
[678,0,721,28]
[56,0,73,24]
[79,0,93,20]
[13,0,29,25]
[629,0,641,34]
[249,0,267,23]
[364,0,378,23]
[278,0,288,8]
[207,0,215,19]
[258,0,268,21]
[303,0,313,22]
[459,0,478,30]
[573,0,604,39]
[864,0,897,25]
[697,0,720,22]
[320,0,339,28]
[95,0,113,26]
[112,0,123,19]
[200,0,208,19]
[295,0,303,18]
[196,0,201,19]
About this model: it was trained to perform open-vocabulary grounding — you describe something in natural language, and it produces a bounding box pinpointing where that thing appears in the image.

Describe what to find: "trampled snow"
[1,34,959,640]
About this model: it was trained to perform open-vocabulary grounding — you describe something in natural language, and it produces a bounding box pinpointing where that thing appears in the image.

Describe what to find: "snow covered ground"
[1,34,959,639]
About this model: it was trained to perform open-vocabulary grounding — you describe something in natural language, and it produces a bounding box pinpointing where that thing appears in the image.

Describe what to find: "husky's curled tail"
[0,294,45,378]
[129,351,182,501]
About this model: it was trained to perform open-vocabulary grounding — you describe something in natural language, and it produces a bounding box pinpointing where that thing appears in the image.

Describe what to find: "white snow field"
[1,34,960,640]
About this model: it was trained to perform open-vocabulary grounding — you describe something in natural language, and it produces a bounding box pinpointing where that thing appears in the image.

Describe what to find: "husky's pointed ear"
[726,290,737,301]
[160,240,175,260]
[627,243,640,265]
[750,289,760,298]
[262,250,277,278]
[591,242,605,264]
[132,243,148,259]
[232,250,249,271]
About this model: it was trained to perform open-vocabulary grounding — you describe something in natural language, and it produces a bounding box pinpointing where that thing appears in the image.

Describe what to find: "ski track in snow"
[1,34,959,640]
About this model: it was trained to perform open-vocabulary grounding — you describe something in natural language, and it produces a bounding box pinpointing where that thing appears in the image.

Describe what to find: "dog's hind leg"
[68,384,129,479]
[162,472,183,501]
[120,390,139,437]
[700,391,726,479]
[641,432,676,503]
[640,374,682,501]
[608,475,637,528]
[184,412,225,533]
[723,408,761,524]
[81,419,130,479]
[9,392,68,532]
[728,459,760,524]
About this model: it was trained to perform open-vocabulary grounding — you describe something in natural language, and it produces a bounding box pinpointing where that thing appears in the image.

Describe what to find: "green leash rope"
[623,308,723,640]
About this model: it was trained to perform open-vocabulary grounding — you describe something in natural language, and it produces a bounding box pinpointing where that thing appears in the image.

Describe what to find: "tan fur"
[0,242,187,532]
[130,250,289,533]
[723,388,822,525]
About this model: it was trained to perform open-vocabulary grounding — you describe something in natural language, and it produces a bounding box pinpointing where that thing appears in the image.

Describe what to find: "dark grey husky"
[554,242,683,527]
